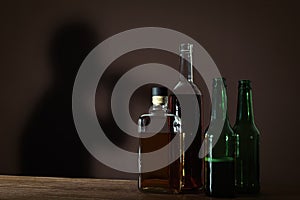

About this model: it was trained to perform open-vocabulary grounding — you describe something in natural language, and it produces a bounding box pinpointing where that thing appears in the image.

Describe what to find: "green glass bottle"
[205,78,235,197]
[234,80,260,194]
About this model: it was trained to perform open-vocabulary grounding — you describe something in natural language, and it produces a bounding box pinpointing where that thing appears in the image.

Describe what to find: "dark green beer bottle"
[205,78,235,197]
[234,80,260,194]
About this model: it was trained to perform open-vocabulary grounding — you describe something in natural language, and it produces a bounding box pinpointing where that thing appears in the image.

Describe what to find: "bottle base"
[139,187,181,194]
[181,186,204,194]
[235,186,260,195]
[206,191,235,198]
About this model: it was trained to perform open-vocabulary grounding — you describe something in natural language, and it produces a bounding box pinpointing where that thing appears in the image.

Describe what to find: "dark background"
[0,0,299,189]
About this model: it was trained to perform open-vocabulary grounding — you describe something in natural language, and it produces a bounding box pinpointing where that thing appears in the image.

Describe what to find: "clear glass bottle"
[138,87,183,193]
[234,80,260,194]
[205,78,235,197]
[170,43,204,192]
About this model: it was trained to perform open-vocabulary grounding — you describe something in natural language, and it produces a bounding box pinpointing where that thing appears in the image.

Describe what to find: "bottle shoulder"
[139,112,179,120]
[138,112,181,133]
[205,123,235,138]
[233,121,260,135]
[138,112,181,126]
[173,81,202,95]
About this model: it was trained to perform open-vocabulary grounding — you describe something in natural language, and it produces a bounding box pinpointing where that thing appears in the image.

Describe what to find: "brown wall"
[0,0,299,186]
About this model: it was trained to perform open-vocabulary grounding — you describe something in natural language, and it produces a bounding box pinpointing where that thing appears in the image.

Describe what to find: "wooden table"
[0,175,298,199]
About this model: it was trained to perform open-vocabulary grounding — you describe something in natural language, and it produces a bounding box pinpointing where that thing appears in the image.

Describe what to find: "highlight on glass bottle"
[204,78,235,197]
[138,86,183,194]
[234,80,260,194]
[169,43,204,192]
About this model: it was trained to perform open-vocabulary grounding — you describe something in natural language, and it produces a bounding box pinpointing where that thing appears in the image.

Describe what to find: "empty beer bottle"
[234,80,260,194]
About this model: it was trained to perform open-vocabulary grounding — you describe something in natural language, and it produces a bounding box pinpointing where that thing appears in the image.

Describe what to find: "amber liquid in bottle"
[170,43,204,192]
[138,87,183,193]
[169,94,203,191]
[139,131,182,192]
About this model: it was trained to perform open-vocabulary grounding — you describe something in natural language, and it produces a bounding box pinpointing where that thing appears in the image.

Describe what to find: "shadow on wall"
[21,21,100,177]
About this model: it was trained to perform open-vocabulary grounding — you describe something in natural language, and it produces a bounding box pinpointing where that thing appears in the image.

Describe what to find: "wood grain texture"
[0,176,298,200]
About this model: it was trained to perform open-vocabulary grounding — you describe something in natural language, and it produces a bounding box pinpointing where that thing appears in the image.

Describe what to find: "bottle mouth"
[213,77,227,88]
[238,80,252,88]
[180,43,193,52]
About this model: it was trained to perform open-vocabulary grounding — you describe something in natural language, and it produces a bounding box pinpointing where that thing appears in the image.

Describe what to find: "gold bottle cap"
[152,96,165,105]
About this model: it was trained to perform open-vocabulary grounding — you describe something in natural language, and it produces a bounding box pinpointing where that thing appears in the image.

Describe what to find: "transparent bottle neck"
[179,44,193,83]
[210,79,227,122]
[150,96,168,112]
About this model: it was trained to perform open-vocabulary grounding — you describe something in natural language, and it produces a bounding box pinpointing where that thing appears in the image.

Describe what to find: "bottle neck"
[236,85,254,123]
[210,79,227,123]
[179,47,193,83]
[150,96,168,112]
